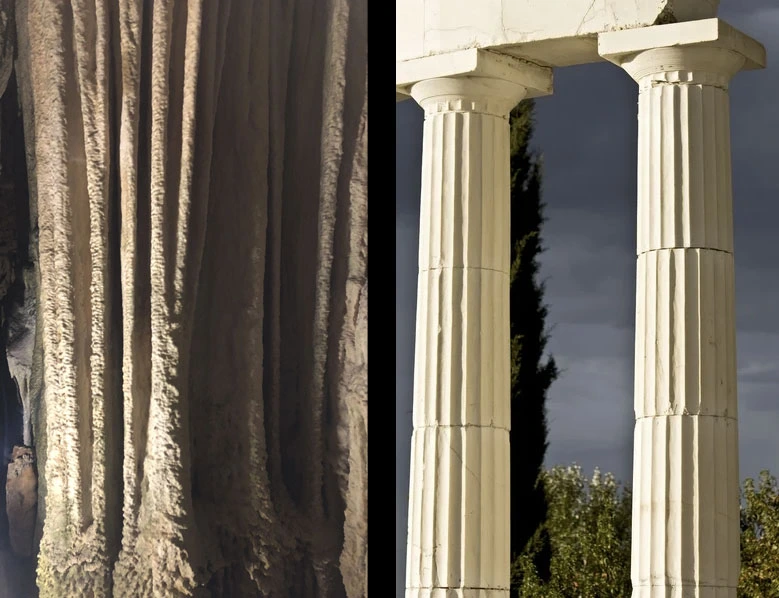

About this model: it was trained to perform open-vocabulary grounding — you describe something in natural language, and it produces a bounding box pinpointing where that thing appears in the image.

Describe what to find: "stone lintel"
[396,48,553,102]
[598,18,766,71]
[396,0,723,64]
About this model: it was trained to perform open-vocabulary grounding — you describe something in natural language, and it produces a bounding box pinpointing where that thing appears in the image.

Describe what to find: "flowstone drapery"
[0,0,367,596]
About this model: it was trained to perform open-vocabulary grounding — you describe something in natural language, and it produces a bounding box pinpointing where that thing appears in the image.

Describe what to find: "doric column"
[400,54,552,598]
[600,20,765,598]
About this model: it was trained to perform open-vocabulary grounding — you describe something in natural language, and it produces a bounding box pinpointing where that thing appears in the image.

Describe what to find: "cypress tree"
[508,100,558,583]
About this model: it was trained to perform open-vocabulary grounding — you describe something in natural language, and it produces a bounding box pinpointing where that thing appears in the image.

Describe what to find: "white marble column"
[600,21,765,598]
[404,76,529,598]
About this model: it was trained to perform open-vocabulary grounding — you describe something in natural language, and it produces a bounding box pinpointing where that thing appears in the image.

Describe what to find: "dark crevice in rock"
[0,67,27,463]
[105,0,126,565]
[0,64,38,597]
[6,445,35,557]
[654,4,679,25]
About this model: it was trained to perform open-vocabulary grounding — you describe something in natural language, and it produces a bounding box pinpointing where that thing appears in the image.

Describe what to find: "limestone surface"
[5,0,368,595]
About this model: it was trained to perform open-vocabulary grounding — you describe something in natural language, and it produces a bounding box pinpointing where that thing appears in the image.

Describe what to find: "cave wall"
[7,0,367,595]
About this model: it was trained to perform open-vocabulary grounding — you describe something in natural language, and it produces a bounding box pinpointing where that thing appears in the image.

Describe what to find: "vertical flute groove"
[637,79,734,255]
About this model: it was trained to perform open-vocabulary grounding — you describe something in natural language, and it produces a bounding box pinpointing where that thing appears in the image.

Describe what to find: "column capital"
[598,18,765,84]
[396,48,553,108]
[411,76,530,118]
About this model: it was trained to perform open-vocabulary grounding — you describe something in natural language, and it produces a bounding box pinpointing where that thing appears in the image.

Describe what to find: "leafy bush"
[740,471,779,597]
[514,467,779,598]
[513,465,631,598]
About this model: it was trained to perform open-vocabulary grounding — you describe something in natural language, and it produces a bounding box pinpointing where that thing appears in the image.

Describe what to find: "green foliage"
[509,100,558,579]
[513,465,632,598]
[740,471,779,597]
[513,467,779,597]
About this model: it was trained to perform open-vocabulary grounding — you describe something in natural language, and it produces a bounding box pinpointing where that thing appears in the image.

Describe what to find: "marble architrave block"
[396,0,722,67]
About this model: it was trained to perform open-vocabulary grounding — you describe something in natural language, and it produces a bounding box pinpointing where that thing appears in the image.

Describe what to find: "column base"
[406,589,509,598]
[633,585,736,598]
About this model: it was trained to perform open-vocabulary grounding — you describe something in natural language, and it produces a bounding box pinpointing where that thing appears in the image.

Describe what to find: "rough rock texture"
[6,445,36,557]
[10,0,367,596]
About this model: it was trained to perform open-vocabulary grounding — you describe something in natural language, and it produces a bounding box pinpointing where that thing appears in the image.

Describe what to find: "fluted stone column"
[404,73,542,598]
[600,20,766,598]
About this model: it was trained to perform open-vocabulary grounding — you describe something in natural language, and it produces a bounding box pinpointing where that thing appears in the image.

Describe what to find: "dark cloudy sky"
[395,2,779,593]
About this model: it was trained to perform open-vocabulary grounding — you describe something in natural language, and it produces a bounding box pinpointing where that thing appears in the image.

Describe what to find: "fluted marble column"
[600,21,766,598]
[405,76,531,598]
